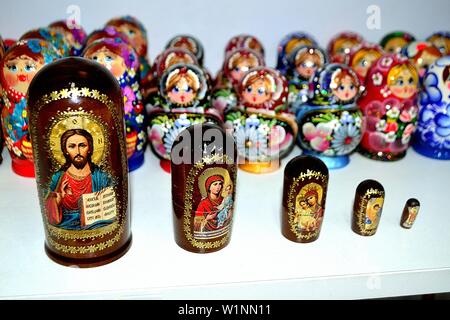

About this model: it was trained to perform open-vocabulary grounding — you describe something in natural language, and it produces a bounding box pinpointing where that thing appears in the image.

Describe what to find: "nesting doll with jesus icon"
[27,57,132,267]
[171,123,237,253]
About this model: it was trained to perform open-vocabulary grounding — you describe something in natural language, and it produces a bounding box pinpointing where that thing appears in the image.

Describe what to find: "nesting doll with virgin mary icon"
[276,31,317,76]
[413,56,450,160]
[1,39,60,177]
[171,123,237,253]
[82,37,147,171]
[20,28,71,57]
[358,54,420,161]
[346,43,384,84]
[147,63,223,172]
[27,57,132,267]
[286,45,328,113]
[281,155,329,243]
[224,67,297,173]
[427,31,450,56]
[105,16,152,91]
[224,34,265,58]
[296,64,364,169]
[379,31,415,54]
[212,48,265,115]
[48,20,87,56]
[327,31,364,64]
[402,41,443,83]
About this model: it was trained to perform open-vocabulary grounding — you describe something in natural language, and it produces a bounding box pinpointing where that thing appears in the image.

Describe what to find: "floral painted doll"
[402,41,443,81]
[147,63,223,172]
[379,31,415,54]
[224,34,265,59]
[0,39,60,176]
[276,32,317,76]
[105,16,151,89]
[358,54,419,161]
[224,67,297,173]
[427,31,450,55]
[20,28,70,57]
[413,56,450,159]
[327,31,364,64]
[212,48,265,114]
[83,38,147,171]
[286,45,327,112]
[48,20,87,56]
[346,43,384,83]
[296,64,364,169]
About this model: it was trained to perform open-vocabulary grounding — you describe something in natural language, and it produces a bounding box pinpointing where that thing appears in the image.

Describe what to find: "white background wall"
[0,0,449,73]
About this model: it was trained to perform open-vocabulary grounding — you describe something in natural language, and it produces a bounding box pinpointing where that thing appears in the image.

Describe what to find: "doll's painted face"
[414,50,442,78]
[167,76,196,105]
[296,53,322,79]
[3,55,43,94]
[117,24,145,56]
[242,78,272,105]
[388,67,418,99]
[352,50,383,78]
[331,74,358,102]
[88,47,126,79]
[230,56,259,82]
[384,37,409,54]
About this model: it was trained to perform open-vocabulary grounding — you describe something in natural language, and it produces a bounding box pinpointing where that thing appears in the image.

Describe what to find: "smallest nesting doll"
[281,155,329,243]
[352,179,385,236]
[400,198,420,229]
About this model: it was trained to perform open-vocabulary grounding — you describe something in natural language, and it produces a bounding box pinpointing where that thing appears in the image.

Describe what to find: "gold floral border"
[183,154,236,250]
[287,170,327,240]
[356,188,385,236]
[30,84,129,254]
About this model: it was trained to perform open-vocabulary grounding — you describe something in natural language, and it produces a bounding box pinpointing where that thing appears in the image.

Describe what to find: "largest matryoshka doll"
[83,38,147,171]
[296,64,364,169]
[147,63,223,172]
[48,20,87,56]
[224,67,297,173]
[20,28,70,57]
[413,56,450,160]
[1,39,60,177]
[358,54,419,161]
[276,31,317,76]
[212,48,265,115]
[327,31,364,64]
[105,16,151,89]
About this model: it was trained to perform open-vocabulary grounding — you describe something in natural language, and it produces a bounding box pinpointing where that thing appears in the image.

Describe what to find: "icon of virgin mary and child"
[293,184,324,232]
[193,172,234,235]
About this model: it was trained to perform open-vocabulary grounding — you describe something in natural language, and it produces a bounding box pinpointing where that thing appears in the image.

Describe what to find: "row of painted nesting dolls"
[276,31,450,168]
[0,16,151,177]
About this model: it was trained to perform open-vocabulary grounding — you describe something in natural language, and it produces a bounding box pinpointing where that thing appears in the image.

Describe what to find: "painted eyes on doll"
[127,29,136,37]
[396,77,415,86]
[6,63,35,73]
[246,86,266,95]
[6,64,18,72]
[24,64,36,72]
[301,62,316,68]
[172,86,192,93]
[338,84,354,91]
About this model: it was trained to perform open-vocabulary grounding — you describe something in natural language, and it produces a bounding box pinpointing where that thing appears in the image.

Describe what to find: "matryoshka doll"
[346,43,384,84]
[48,20,87,56]
[224,34,265,58]
[147,63,223,172]
[296,64,364,169]
[413,56,450,159]
[105,16,151,90]
[212,48,265,115]
[83,38,147,171]
[27,57,132,267]
[287,45,327,112]
[166,35,205,67]
[171,123,237,253]
[358,54,419,161]
[1,39,60,177]
[276,31,317,76]
[427,31,450,56]
[379,31,415,54]
[402,41,443,81]
[327,31,364,64]
[224,67,297,173]
[85,27,130,48]
[20,28,70,57]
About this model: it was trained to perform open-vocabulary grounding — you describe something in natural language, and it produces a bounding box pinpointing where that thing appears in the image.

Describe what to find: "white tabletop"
[0,146,449,300]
